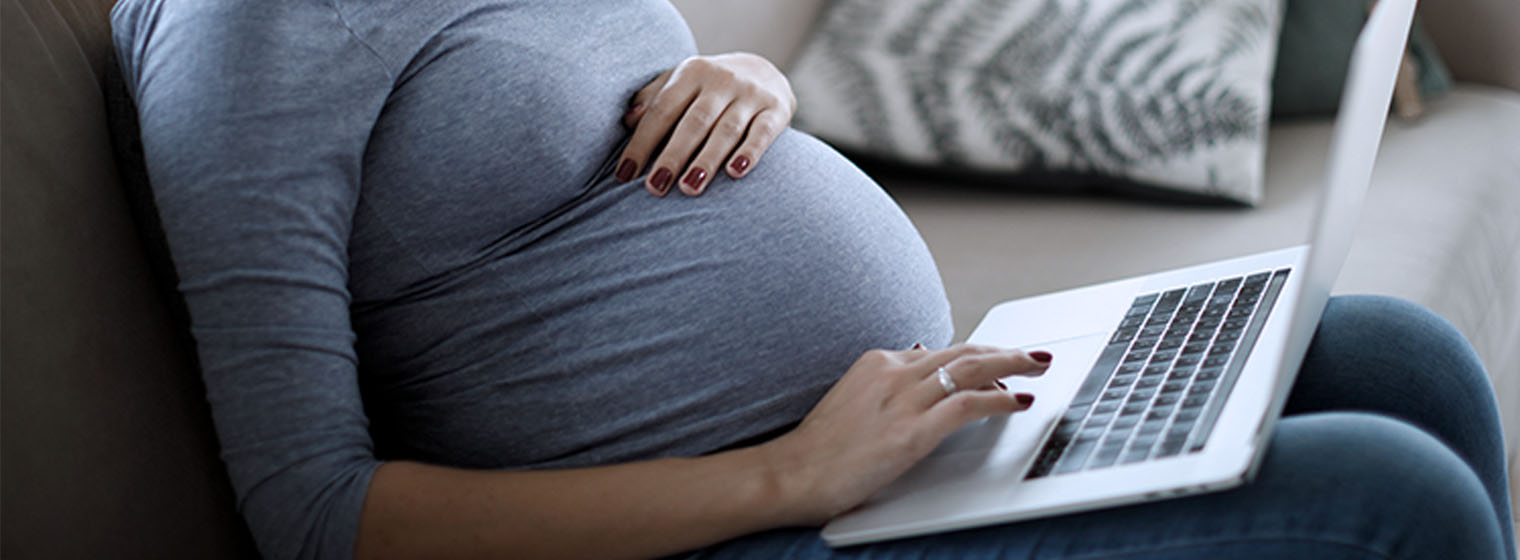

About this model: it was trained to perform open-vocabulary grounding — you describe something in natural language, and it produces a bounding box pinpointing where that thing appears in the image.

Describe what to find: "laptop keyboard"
[1025,268,1291,479]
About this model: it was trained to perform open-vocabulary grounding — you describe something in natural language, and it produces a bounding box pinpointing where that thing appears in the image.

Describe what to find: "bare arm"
[356,345,1048,559]
[357,446,786,559]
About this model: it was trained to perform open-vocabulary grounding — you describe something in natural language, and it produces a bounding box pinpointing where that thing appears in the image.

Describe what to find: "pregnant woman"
[113,0,1512,558]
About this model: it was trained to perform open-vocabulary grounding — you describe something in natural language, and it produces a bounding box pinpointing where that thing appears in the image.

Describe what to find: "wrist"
[746,433,835,527]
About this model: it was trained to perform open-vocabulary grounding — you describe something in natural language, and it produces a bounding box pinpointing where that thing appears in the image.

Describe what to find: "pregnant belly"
[357,130,953,469]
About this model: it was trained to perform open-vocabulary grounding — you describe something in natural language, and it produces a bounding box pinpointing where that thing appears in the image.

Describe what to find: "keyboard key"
[1052,419,1081,439]
[1026,446,1061,478]
[1061,408,1089,426]
[1156,435,1188,457]
[1149,403,1177,419]
[1119,446,1153,464]
[1053,439,1099,473]
[1112,416,1139,431]
[1167,423,1196,440]
[1087,442,1125,469]
[1078,425,1107,441]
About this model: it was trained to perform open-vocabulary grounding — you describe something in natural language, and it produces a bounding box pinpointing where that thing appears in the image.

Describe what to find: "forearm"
[355,445,799,560]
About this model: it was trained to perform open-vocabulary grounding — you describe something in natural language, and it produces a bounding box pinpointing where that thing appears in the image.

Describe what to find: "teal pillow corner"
[1270,0,1451,119]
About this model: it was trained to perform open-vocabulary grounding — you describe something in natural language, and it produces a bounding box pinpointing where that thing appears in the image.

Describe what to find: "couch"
[672,0,1520,534]
[2,0,1515,557]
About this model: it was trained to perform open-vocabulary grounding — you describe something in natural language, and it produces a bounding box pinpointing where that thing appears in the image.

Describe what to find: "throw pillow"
[1271,0,1450,119]
[788,0,1285,205]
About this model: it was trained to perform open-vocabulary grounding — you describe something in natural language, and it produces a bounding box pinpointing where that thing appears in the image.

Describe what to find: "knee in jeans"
[1321,295,1475,362]
[1279,412,1501,556]
[1316,296,1489,392]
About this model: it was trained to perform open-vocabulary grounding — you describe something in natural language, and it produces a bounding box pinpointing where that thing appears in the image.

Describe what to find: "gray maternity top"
[112,0,952,558]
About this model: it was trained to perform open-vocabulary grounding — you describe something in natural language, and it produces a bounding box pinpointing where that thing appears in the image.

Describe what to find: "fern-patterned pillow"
[788,0,1285,205]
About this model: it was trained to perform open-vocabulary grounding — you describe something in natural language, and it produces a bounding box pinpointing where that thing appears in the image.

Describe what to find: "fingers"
[649,93,732,196]
[921,390,1033,441]
[614,54,796,195]
[676,102,755,195]
[907,346,1049,410]
[618,78,700,194]
[724,107,788,179]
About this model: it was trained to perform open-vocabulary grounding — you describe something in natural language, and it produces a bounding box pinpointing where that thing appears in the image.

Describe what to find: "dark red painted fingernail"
[616,159,636,182]
[650,167,673,194]
[911,342,926,350]
[1029,351,1052,364]
[729,155,750,175]
[1015,393,1035,406]
[994,379,1008,391]
[683,167,707,191]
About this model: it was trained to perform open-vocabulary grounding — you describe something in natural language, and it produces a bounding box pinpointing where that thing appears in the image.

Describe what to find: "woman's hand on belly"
[755,344,1049,524]
[614,52,795,197]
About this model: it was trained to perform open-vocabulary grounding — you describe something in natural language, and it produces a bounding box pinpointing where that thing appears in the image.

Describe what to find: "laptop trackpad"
[866,332,1111,504]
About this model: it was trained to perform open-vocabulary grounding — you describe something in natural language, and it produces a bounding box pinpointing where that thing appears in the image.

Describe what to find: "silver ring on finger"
[935,366,958,397]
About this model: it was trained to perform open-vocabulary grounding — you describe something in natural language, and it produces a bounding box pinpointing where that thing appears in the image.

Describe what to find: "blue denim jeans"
[689,296,1516,559]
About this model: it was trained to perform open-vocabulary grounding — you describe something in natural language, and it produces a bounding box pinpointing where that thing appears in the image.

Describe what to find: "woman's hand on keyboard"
[615,52,795,197]
[754,344,1049,525]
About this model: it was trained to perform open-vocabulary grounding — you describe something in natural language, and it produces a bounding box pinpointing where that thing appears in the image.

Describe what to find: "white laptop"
[822,0,1415,546]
